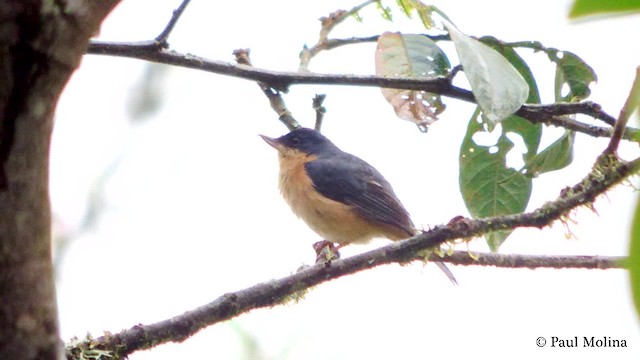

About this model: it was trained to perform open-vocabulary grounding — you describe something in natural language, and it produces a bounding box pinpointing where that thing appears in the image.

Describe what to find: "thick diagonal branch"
[70,154,639,358]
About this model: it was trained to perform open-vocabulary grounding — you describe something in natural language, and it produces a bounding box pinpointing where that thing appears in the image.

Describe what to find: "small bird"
[260,127,456,284]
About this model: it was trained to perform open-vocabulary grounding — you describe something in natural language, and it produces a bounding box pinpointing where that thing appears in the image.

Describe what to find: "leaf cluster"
[374,2,599,251]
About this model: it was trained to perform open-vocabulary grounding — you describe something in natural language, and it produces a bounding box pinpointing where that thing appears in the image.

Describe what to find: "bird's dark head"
[260,128,338,156]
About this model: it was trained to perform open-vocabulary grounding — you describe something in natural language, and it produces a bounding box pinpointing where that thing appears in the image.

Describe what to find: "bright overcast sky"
[53,1,639,359]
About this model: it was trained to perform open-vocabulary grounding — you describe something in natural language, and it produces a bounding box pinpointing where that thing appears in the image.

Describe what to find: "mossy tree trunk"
[0,1,119,358]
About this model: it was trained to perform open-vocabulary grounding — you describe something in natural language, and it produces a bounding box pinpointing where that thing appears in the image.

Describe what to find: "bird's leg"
[334,243,348,250]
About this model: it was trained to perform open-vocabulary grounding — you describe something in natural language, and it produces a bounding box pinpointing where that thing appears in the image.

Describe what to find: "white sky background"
[52,0,639,359]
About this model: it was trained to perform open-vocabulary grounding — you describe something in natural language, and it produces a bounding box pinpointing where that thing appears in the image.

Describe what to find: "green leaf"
[455,37,539,250]
[523,130,575,177]
[478,37,543,162]
[485,230,513,253]
[459,108,532,251]
[351,10,363,23]
[445,23,529,122]
[394,0,454,29]
[396,0,414,18]
[500,41,597,102]
[375,32,450,129]
[502,115,542,162]
[630,195,640,321]
[549,50,597,101]
[376,1,393,21]
[569,0,640,19]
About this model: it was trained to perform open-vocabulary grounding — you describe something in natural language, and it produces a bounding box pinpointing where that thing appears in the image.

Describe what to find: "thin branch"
[89,40,469,97]
[68,154,640,358]
[154,0,192,46]
[232,49,300,131]
[516,108,639,141]
[438,251,625,269]
[518,101,617,127]
[605,66,640,154]
[85,42,640,142]
[313,34,449,55]
[317,245,626,269]
[322,34,379,50]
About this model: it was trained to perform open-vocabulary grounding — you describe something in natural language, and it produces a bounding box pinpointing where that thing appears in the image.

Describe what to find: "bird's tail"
[435,261,458,285]
[407,227,457,285]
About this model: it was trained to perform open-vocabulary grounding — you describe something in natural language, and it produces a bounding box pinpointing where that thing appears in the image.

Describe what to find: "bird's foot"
[313,240,340,265]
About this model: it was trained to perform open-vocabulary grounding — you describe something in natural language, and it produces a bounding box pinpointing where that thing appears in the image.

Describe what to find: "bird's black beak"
[259,134,281,150]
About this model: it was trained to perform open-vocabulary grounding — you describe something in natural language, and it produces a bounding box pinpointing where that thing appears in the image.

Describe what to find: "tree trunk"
[0,1,119,358]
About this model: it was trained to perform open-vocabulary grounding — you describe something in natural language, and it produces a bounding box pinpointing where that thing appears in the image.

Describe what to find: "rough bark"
[0,1,119,358]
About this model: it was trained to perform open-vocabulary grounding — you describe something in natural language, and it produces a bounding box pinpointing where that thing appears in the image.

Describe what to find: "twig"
[317,34,449,54]
[312,94,327,131]
[68,153,640,358]
[526,114,635,140]
[518,101,616,126]
[604,66,640,154]
[232,49,300,131]
[155,0,192,46]
[445,64,463,82]
[299,0,377,71]
[321,35,379,50]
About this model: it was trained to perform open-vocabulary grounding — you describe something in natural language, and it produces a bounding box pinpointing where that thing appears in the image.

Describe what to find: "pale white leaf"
[445,23,529,122]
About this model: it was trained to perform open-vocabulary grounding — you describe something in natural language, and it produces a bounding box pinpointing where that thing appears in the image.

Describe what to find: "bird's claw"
[313,240,340,265]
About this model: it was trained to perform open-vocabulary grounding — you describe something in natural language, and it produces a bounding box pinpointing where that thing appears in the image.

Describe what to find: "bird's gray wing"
[305,154,414,236]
